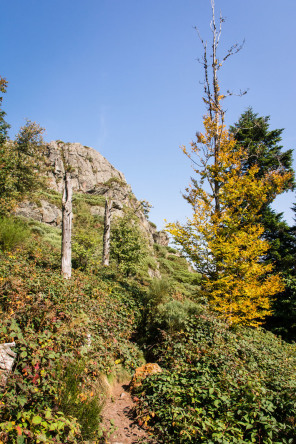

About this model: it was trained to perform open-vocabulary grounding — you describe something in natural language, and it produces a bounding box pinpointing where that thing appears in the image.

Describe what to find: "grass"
[28,219,62,248]
[73,193,106,207]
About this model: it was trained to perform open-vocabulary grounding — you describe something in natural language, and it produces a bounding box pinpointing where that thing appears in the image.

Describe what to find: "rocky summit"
[44,141,126,194]
[15,141,169,247]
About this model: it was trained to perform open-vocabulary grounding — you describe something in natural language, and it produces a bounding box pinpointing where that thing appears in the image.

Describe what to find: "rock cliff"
[15,141,169,247]
[45,141,126,193]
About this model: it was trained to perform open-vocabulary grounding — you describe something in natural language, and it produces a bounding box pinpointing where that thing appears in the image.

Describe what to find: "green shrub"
[72,229,102,270]
[142,279,172,343]
[37,189,62,208]
[72,201,103,270]
[0,242,144,443]
[103,176,125,187]
[153,243,167,256]
[110,213,148,277]
[0,409,80,444]
[149,221,157,229]
[58,360,104,441]
[152,241,202,299]
[0,217,30,251]
[135,307,296,443]
[156,299,203,332]
[28,219,62,249]
[143,255,158,271]
[158,257,175,273]
[73,192,105,207]
[166,246,177,254]
[145,278,171,308]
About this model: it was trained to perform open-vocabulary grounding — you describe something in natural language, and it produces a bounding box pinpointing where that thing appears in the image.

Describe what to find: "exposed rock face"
[45,141,126,193]
[16,200,62,226]
[153,230,170,246]
[15,141,169,247]
[0,342,16,387]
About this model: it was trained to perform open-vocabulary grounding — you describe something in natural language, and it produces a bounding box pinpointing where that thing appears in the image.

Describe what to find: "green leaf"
[17,396,27,407]
[44,409,52,420]
[32,415,42,425]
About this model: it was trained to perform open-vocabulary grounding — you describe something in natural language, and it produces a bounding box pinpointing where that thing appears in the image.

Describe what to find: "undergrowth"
[0,237,144,443]
[1,215,296,443]
[134,300,296,443]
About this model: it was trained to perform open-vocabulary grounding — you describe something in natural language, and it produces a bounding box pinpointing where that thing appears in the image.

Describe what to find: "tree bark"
[102,199,113,266]
[61,172,72,279]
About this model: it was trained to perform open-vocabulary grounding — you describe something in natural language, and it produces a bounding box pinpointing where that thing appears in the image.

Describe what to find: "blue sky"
[2,0,296,229]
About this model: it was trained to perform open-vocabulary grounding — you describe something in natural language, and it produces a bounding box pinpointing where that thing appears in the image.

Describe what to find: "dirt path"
[101,380,152,444]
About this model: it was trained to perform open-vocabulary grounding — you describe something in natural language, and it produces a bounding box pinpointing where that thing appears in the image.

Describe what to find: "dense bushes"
[0,217,30,251]
[135,301,296,443]
[152,244,201,297]
[1,217,296,443]
[110,213,148,277]
[0,240,144,443]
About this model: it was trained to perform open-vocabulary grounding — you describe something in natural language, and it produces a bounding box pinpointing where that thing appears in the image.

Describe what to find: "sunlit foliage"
[167,101,291,326]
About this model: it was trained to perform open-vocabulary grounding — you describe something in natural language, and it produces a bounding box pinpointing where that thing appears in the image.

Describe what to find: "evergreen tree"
[262,207,296,274]
[262,207,296,340]
[230,109,296,338]
[230,108,294,193]
[265,204,296,340]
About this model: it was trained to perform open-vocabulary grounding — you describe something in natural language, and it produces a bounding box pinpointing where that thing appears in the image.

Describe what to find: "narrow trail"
[101,380,152,444]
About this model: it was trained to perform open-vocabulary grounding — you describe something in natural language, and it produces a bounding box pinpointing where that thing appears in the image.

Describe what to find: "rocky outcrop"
[153,230,170,246]
[45,141,126,193]
[16,200,62,226]
[0,342,16,387]
[15,141,169,247]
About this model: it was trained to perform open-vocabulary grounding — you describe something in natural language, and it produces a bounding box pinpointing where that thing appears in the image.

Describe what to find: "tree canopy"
[166,5,291,326]
[110,211,147,277]
[230,107,294,194]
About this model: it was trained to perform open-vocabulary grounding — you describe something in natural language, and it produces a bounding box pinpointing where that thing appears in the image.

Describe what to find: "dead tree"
[194,0,245,215]
[102,199,113,266]
[61,172,72,279]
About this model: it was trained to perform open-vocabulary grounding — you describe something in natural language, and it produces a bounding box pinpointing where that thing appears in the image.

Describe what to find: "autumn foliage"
[166,107,290,326]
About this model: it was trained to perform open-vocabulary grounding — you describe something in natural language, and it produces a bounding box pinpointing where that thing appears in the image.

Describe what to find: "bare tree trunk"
[102,199,113,266]
[195,0,244,217]
[61,172,72,279]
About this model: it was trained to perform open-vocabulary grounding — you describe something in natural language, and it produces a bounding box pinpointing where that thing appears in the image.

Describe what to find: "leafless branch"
[218,39,245,69]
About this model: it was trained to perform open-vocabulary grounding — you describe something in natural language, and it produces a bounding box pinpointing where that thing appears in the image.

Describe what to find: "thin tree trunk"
[102,199,113,266]
[61,172,72,279]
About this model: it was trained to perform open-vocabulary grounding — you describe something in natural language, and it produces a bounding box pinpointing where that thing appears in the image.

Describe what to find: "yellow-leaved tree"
[166,1,291,326]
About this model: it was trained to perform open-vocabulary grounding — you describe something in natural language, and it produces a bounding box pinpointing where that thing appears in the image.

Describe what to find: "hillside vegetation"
[0,108,296,444]
[0,206,296,443]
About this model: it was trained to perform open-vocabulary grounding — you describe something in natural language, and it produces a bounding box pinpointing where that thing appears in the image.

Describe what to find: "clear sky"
[1,0,296,229]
